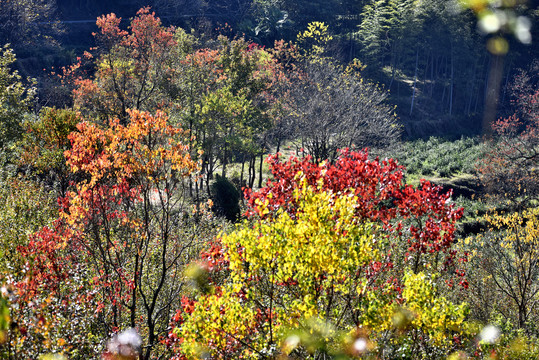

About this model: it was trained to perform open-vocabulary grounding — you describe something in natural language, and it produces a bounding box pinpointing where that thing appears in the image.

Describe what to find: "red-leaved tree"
[14,110,214,359]
[167,149,466,358]
[244,150,464,277]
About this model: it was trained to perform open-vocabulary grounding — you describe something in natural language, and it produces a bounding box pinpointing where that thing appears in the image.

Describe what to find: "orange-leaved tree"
[15,110,214,359]
[72,7,176,124]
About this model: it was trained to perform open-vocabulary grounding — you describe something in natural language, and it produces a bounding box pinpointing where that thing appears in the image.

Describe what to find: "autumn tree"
[243,150,464,278]
[73,8,286,195]
[470,209,539,332]
[510,60,539,122]
[13,110,218,359]
[168,149,468,358]
[64,109,207,359]
[8,217,97,359]
[169,34,286,193]
[262,39,302,153]
[0,175,90,359]
[73,7,176,123]
[0,64,83,357]
[172,150,469,358]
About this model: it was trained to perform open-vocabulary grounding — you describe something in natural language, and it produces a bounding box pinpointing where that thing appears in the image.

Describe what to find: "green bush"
[210,174,241,222]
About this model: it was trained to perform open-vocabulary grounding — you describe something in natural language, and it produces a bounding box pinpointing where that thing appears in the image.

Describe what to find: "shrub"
[210,174,241,222]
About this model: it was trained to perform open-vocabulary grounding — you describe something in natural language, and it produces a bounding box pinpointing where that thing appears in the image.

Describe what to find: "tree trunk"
[449,48,454,116]
[429,55,435,98]
[482,54,505,138]
[240,154,245,193]
[258,151,264,189]
[221,147,226,178]
[501,60,512,105]
[466,58,478,116]
[410,49,419,116]
[249,155,256,188]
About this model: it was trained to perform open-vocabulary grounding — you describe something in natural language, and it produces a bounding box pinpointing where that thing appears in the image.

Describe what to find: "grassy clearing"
[381,136,486,180]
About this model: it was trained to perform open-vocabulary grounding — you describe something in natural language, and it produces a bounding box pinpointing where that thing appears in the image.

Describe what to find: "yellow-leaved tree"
[175,176,470,359]
[471,209,539,331]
